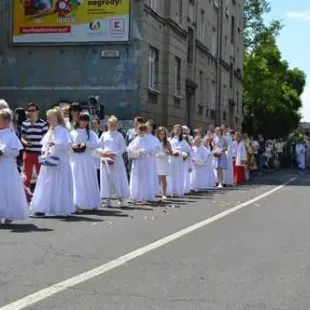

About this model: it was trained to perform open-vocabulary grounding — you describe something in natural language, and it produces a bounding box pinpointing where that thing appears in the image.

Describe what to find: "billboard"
[12,0,130,44]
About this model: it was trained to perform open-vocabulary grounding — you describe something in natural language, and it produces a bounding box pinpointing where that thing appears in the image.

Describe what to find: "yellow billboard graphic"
[12,0,130,43]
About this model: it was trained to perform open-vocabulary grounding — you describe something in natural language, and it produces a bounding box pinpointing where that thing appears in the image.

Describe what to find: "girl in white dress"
[155,127,172,200]
[182,129,193,194]
[204,133,216,189]
[223,126,234,186]
[100,116,130,207]
[191,136,209,191]
[127,124,155,203]
[146,120,160,202]
[167,124,191,197]
[71,113,101,211]
[0,109,28,224]
[31,108,74,217]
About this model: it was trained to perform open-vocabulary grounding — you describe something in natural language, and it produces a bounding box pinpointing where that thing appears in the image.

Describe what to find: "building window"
[174,57,181,96]
[174,58,181,95]
[200,10,205,42]
[149,0,159,11]
[148,92,158,105]
[187,27,194,64]
[230,63,234,89]
[148,47,159,89]
[231,15,235,44]
[210,109,216,119]
[199,71,204,104]
[223,111,227,121]
[198,105,203,115]
[174,97,181,109]
[176,0,183,24]
[211,27,217,56]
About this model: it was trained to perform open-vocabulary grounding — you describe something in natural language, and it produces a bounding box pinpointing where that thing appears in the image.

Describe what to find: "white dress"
[31,125,75,216]
[0,128,28,220]
[190,145,208,190]
[296,144,306,170]
[100,130,130,199]
[167,137,191,197]
[127,135,155,201]
[146,134,160,200]
[71,129,101,210]
[204,145,216,189]
[156,142,169,176]
[184,142,193,194]
[224,134,234,185]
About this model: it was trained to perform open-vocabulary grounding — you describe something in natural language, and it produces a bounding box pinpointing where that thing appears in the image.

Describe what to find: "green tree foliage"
[242,0,306,138]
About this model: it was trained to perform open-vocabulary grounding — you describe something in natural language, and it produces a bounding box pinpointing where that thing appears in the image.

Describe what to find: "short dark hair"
[27,102,39,111]
[134,116,144,124]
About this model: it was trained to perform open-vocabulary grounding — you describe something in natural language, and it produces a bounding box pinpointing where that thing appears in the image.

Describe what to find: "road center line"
[0,177,297,310]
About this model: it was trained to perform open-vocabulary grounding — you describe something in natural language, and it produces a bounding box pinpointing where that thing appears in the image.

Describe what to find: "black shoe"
[31,212,45,218]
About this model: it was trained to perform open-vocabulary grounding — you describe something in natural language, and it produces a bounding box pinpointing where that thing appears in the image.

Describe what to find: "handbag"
[39,129,60,167]
[72,144,86,153]
[194,159,205,167]
[39,154,60,167]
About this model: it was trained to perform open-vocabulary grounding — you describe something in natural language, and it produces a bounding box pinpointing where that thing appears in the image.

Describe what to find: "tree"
[242,1,306,138]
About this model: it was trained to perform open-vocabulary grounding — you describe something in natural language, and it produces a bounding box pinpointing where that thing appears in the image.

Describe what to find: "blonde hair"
[0,99,9,110]
[46,107,66,128]
[108,115,118,124]
[0,108,12,123]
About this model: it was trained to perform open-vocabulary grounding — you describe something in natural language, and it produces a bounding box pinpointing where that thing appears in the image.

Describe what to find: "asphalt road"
[1,170,309,310]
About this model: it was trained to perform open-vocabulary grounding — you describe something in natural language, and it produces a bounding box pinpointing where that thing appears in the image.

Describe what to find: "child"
[0,109,28,224]
[127,124,155,204]
[71,113,101,211]
[31,108,74,217]
[167,124,191,197]
[155,126,172,200]
[190,136,208,191]
[203,132,216,189]
[100,116,129,207]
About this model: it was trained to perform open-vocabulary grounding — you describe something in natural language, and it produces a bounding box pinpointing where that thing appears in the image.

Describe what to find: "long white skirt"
[130,155,154,201]
[204,157,216,189]
[71,152,101,209]
[224,153,234,185]
[167,156,185,196]
[100,155,130,199]
[0,157,28,220]
[183,158,191,194]
[190,164,207,190]
[31,154,74,216]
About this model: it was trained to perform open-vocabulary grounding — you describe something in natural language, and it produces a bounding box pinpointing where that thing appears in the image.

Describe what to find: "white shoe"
[104,199,112,208]
[117,199,124,207]
[217,184,223,189]
[162,196,167,201]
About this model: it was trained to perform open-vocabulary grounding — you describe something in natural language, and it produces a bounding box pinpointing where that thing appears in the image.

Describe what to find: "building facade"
[0,0,244,129]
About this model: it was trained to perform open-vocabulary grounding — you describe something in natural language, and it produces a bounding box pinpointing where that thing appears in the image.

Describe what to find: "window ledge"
[148,87,161,95]
[173,94,182,100]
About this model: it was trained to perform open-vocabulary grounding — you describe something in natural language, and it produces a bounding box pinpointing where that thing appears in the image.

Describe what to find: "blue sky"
[264,0,310,121]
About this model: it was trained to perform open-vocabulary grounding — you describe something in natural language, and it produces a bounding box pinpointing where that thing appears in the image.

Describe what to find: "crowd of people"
[0,99,299,225]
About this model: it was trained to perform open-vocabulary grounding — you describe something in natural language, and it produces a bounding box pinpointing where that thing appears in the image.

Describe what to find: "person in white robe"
[70,113,101,211]
[31,108,75,217]
[295,142,306,170]
[233,132,248,185]
[100,116,130,207]
[167,124,191,197]
[127,124,156,203]
[0,109,28,223]
[191,136,209,191]
[155,126,172,200]
[146,120,161,201]
[223,126,234,186]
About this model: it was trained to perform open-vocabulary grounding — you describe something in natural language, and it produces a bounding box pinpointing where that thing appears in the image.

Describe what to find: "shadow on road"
[0,223,53,233]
